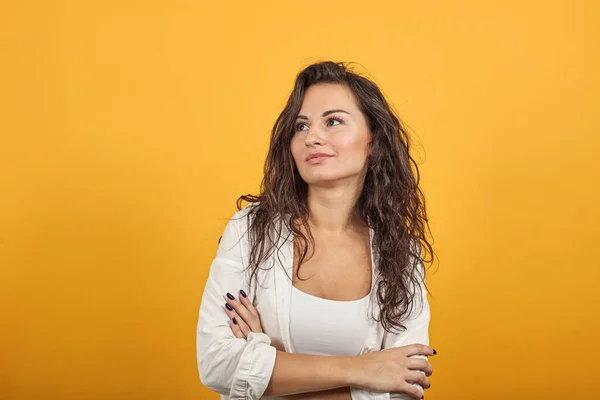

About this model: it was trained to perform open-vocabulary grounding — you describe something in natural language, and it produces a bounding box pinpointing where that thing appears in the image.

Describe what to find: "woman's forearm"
[263,350,358,397]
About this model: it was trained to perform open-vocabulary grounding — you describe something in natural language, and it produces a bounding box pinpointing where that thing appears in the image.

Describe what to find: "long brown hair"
[236,61,435,333]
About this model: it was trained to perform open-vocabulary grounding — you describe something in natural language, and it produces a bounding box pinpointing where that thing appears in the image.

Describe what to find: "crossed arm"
[224,289,432,400]
[197,213,433,400]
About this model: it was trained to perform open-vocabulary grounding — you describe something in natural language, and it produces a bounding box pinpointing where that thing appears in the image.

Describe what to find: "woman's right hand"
[351,344,435,399]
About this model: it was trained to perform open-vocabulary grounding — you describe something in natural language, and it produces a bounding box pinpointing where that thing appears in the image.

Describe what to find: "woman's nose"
[304,125,324,146]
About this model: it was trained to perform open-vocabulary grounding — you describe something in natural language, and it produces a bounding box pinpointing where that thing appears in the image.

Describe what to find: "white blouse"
[196,204,430,400]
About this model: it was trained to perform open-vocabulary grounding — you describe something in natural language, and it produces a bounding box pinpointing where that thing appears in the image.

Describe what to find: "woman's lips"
[306,155,333,164]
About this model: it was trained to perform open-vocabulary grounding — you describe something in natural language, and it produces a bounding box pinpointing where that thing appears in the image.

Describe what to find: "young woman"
[196,61,436,400]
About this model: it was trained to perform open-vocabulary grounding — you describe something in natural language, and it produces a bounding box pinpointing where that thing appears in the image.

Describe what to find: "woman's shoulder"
[227,201,261,230]
[228,201,288,239]
[217,203,260,248]
[231,201,259,218]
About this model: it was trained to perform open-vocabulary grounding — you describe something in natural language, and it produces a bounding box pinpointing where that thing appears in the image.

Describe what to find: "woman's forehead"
[300,84,359,114]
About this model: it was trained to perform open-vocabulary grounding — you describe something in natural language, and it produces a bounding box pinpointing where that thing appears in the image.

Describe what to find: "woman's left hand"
[224,290,264,339]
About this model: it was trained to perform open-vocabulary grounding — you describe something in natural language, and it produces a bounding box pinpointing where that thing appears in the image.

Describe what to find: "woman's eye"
[295,123,309,131]
[327,118,342,126]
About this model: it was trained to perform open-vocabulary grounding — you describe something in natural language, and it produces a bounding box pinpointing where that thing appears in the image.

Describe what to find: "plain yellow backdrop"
[1,1,599,399]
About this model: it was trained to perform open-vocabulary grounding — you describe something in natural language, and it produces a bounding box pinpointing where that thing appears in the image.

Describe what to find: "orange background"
[1,1,599,399]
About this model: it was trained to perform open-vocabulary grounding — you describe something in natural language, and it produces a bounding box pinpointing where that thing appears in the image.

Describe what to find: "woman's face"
[290,83,372,186]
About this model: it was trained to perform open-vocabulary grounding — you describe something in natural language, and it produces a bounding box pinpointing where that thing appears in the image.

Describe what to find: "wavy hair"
[236,61,435,333]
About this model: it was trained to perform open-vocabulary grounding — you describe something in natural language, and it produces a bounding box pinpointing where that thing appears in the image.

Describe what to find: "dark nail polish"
[240,289,247,298]
[433,349,437,355]
[226,292,235,300]
[225,303,233,311]
[232,317,237,325]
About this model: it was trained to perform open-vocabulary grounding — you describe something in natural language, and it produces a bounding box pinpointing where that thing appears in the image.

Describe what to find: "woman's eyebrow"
[296,109,351,120]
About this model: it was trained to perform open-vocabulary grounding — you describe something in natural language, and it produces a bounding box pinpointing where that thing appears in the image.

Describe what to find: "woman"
[196,61,436,400]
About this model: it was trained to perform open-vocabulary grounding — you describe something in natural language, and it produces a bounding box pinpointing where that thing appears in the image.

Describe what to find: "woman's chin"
[302,174,352,187]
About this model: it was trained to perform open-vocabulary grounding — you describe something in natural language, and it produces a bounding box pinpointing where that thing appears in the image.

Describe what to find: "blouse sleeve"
[383,257,430,400]
[351,250,431,400]
[196,210,277,399]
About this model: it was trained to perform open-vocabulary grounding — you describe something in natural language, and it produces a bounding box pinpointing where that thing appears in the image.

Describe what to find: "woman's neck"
[305,182,364,236]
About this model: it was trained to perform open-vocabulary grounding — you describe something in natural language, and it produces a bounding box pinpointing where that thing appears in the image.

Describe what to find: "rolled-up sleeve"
[196,210,277,399]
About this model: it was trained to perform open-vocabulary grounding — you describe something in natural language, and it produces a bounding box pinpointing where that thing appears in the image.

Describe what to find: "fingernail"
[232,317,237,325]
[225,303,233,311]
[240,289,247,298]
[226,293,235,300]
[433,349,437,355]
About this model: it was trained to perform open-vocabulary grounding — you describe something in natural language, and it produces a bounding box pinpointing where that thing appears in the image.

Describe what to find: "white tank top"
[289,284,371,356]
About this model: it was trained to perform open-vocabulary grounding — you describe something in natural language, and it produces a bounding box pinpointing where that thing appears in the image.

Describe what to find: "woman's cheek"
[290,141,302,164]
[332,135,355,152]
